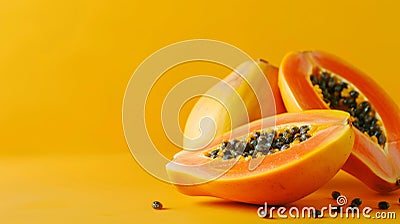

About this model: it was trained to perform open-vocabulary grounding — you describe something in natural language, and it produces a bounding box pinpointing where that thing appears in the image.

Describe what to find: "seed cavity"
[312,209,322,218]
[310,69,386,148]
[205,125,312,160]
[350,198,362,207]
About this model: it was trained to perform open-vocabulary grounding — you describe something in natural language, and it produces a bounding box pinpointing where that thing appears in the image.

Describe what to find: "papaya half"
[183,59,286,151]
[167,110,354,205]
[279,51,400,192]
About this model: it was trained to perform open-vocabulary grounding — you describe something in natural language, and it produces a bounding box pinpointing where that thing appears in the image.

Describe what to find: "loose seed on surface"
[331,191,341,200]
[378,201,390,210]
[313,209,322,218]
[152,201,163,210]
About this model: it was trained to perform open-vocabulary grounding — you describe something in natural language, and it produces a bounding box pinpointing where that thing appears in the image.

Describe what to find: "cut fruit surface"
[279,51,400,192]
[167,110,354,205]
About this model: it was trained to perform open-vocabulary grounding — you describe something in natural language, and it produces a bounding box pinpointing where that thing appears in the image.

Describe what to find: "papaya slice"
[279,51,400,192]
[183,59,286,151]
[167,110,354,205]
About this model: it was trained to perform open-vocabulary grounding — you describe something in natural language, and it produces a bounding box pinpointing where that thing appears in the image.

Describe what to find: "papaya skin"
[167,110,354,205]
[183,59,286,151]
[259,59,286,115]
[279,51,400,192]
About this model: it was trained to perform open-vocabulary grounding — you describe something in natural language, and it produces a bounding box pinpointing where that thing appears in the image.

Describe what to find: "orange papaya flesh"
[279,51,400,192]
[167,110,354,205]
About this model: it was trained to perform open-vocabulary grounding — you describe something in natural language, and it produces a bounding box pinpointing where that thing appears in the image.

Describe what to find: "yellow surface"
[1,0,399,223]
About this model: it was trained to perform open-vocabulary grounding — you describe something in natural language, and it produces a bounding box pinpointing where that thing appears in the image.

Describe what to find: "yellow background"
[1,0,399,223]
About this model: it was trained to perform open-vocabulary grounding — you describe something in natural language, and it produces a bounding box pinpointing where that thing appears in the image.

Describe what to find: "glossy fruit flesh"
[167,110,354,205]
[279,51,400,191]
[183,59,286,151]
